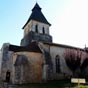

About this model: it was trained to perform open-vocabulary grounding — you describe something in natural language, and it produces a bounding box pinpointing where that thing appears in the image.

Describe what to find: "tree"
[80,57,88,79]
[64,49,81,77]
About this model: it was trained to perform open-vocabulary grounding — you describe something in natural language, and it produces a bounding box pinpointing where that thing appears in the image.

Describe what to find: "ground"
[8,79,88,88]
[1,79,88,88]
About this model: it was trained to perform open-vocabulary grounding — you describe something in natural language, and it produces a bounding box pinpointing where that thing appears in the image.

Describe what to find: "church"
[0,3,88,84]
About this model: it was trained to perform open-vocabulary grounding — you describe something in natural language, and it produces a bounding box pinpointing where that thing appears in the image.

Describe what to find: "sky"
[0,0,88,49]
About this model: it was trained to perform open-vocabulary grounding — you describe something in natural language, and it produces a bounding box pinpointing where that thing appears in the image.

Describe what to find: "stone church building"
[0,3,88,84]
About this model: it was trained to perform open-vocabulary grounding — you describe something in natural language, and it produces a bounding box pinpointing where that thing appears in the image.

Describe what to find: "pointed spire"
[22,3,51,29]
[32,3,41,11]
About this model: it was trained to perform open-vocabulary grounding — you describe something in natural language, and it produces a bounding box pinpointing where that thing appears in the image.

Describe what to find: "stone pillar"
[42,64,48,81]
[0,50,2,77]
[1,43,10,81]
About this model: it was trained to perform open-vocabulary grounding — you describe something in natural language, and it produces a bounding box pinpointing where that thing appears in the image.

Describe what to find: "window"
[43,27,45,34]
[55,55,60,73]
[35,25,38,33]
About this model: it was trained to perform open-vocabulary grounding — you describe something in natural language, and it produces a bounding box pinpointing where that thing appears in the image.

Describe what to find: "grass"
[12,79,88,88]
[14,79,72,88]
[76,85,88,88]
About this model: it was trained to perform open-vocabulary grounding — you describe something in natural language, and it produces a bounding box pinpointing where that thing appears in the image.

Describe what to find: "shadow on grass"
[14,79,73,88]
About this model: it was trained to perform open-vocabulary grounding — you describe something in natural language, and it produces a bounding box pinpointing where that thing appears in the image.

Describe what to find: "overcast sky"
[0,0,88,49]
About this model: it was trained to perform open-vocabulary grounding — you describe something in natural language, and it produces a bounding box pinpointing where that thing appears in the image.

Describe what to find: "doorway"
[6,70,10,82]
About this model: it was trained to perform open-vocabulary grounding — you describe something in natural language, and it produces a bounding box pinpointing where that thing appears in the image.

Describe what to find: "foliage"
[80,58,88,79]
[64,48,87,76]
[64,49,81,72]
[81,58,88,70]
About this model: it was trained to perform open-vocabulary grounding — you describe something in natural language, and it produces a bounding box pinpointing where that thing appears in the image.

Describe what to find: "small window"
[35,25,38,33]
[43,27,45,34]
[55,55,60,73]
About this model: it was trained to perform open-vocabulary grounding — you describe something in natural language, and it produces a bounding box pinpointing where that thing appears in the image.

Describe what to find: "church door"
[6,70,10,82]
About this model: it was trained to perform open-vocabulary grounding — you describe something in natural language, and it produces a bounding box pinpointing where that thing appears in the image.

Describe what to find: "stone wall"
[24,20,50,35]
[21,31,52,46]
[1,43,13,81]
[11,52,43,84]
[21,20,52,46]
[0,50,2,76]
[32,20,49,35]
[50,46,72,80]
[38,42,53,81]
[49,45,88,79]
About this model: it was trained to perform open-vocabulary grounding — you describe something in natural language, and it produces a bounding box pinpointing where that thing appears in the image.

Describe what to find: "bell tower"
[21,3,52,46]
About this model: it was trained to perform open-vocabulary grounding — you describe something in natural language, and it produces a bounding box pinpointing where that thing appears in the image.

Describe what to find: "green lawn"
[76,85,88,88]
[14,79,71,88]
[13,79,88,88]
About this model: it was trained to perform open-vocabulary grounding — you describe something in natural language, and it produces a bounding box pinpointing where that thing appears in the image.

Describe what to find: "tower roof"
[23,3,51,29]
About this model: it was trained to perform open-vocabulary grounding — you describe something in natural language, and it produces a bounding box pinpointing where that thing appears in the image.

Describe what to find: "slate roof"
[23,3,51,29]
[9,42,42,53]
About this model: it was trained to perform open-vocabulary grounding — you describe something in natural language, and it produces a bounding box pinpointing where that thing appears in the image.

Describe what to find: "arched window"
[55,55,60,73]
[35,25,38,33]
[43,27,45,34]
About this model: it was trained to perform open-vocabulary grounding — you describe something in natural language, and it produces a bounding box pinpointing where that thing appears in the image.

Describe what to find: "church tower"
[21,3,52,46]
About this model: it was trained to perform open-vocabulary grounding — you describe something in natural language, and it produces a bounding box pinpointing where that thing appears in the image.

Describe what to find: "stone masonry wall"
[12,52,43,84]
[49,45,88,80]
